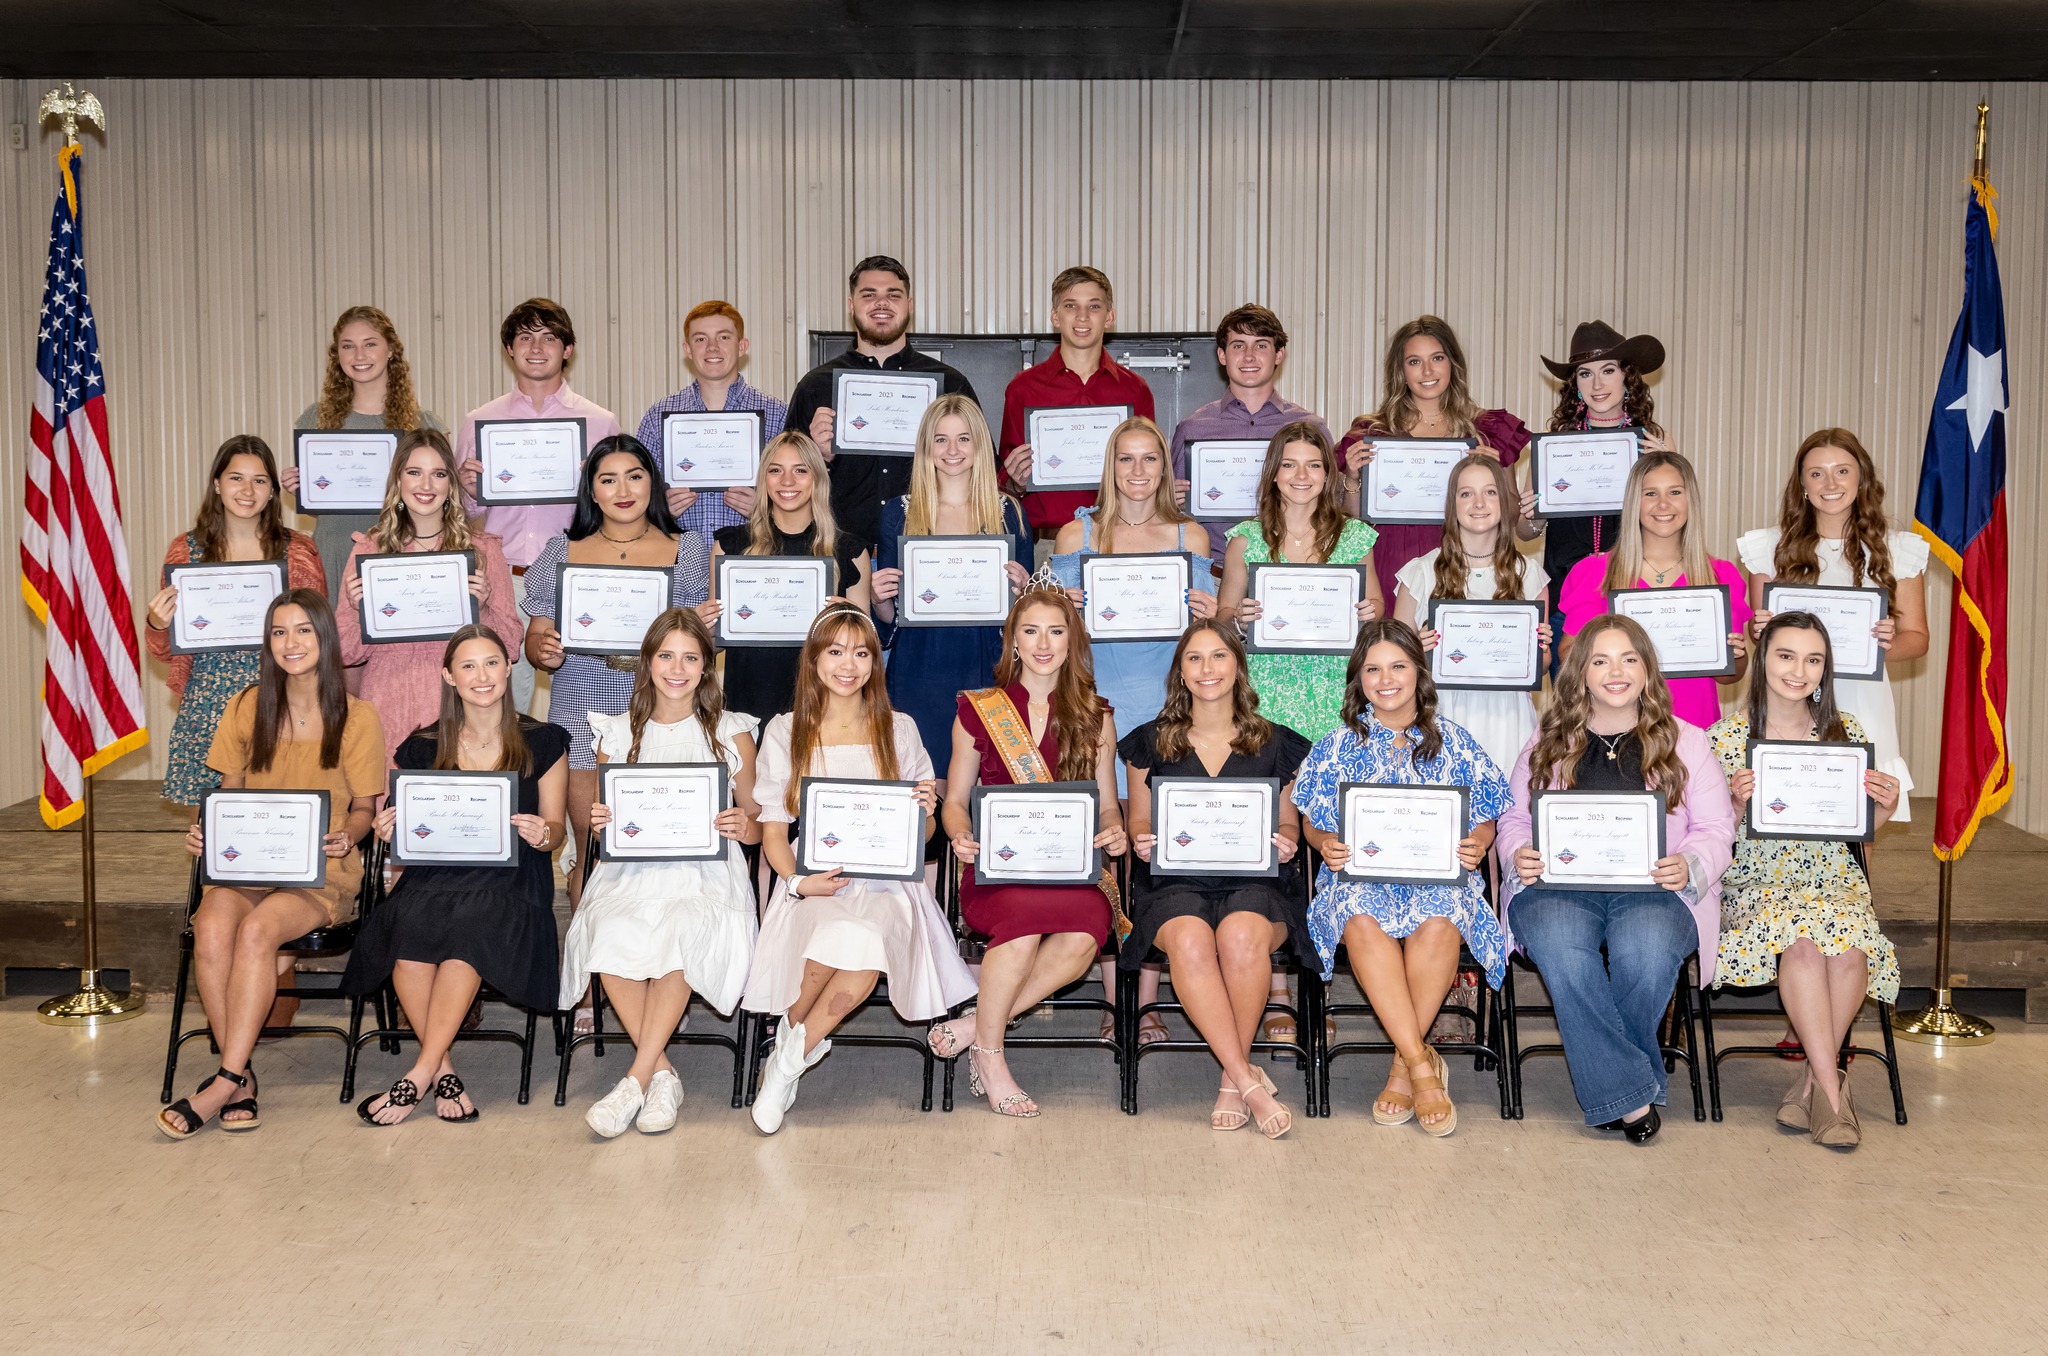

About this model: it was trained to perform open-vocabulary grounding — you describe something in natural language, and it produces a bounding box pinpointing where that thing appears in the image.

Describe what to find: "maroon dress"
[956,686,1112,950]
[1339,407,1533,606]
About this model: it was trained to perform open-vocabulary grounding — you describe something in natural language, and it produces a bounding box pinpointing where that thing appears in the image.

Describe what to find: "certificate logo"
[313,475,333,491]
[918,589,939,605]
[1551,477,1571,494]
[736,605,755,620]
[495,468,516,484]
[1556,847,1577,864]
[576,612,596,629]
[1172,830,1194,848]
[1381,485,1401,499]
[1767,798,1789,815]
[676,458,695,473]
[220,846,240,862]
[849,417,869,431]
[1447,648,1467,664]
[1360,840,1382,857]
[412,824,434,839]
[821,832,841,848]
[621,821,643,838]
[1268,617,1288,631]
[1098,607,1117,622]
[1204,486,1222,502]
[996,845,1017,861]
[1045,455,1063,469]
[190,615,211,631]
[379,602,400,619]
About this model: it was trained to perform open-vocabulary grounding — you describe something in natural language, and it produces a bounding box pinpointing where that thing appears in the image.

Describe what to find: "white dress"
[1736,527,1927,821]
[556,710,761,1014]
[1395,548,1551,775]
[740,711,977,1022]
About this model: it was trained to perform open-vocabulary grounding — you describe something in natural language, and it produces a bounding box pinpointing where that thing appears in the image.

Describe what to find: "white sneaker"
[585,1076,644,1138]
[752,1020,830,1134]
[637,1069,683,1133]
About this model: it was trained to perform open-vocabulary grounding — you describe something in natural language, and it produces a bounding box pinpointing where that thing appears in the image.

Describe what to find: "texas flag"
[1914,176,2011,859]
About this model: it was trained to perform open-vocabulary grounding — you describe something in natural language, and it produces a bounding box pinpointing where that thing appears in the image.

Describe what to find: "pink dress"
[335,531,522,764]
[1557,554,1752,730]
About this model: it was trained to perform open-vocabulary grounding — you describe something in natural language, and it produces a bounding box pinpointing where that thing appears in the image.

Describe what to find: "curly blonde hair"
[317,305,420,431]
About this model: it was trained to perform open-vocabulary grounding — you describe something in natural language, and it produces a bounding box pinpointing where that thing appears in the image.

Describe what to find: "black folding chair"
[1507,947,1709,1122]
[552,831,753,1109]
[161,837,390,1104]
[931,840,1122,1112]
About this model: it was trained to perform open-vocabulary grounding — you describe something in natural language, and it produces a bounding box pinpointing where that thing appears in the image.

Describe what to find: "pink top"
[457,383,621,568]
[1494,721,1736,982]
[1557,553,1752,729]
[335,531,522,764]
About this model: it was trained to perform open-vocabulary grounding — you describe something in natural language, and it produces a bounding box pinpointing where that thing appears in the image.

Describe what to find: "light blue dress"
[1291,713,1512,985]
[1049,511,1217,792]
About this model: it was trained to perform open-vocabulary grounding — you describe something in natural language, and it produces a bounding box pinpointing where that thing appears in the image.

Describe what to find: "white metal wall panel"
[0,76,2041,835]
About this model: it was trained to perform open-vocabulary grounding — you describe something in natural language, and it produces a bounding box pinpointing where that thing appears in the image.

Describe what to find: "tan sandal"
[1211,1078,1249,1132]
[1409,1048,1457,1138]
[1238,1073,1292,1139]
[1372,1057,1416,1126]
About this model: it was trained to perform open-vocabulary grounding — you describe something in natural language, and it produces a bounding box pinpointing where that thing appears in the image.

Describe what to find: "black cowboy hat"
[1541,320,1666,381]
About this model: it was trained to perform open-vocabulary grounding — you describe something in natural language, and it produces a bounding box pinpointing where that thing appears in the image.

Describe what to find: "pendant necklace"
[599,523,652,560]
[1592,730,1627,762]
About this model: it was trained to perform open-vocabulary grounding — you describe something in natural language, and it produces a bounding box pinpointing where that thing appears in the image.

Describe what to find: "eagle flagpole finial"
[38,83,105,145]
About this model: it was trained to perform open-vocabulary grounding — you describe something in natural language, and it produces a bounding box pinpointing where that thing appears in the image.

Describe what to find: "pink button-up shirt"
[458,383,620,569]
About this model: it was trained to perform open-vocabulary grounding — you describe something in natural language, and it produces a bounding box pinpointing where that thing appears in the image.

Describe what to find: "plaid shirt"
[633,375,789,538]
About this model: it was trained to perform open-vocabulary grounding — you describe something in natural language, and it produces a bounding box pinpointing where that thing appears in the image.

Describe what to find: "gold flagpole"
[33,84,143,1026]
[1893,100,1995,1049]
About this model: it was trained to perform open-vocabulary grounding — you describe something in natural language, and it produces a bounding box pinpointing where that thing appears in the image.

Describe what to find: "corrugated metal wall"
[1,79,2040,827]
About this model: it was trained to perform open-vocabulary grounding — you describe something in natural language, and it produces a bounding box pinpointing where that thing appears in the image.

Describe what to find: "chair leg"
[1301,969,1328,1119]
[1116,963,1140,1114]
[554,1013,576,1107]
[341,993,366,1102]
[728,1011,750,1110]
[744,1014,771,1106]
[1678,966,1705,1123]
[1503,965,1525,1120]
[1697,977,1723,1123]
[919,1045,935,1113]
[1878,1001,1908,1126]
[160,939,193,1104]
[517,1007,538,1104]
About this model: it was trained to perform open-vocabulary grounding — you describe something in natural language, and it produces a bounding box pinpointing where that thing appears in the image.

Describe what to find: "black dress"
[1116,719,1316,969]
[714,522,872,729]
[342,720,568,1011]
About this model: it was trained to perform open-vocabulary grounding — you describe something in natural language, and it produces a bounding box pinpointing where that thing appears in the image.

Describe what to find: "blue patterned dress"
[1291,713,1512,984]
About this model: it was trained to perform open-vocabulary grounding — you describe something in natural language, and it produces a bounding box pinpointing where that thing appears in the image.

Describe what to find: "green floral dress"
[1228,517,1378,742]
[1708,713,1900,1001]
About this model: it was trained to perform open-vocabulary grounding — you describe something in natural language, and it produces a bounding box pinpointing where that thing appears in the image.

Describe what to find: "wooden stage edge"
[2,780,2046,1017]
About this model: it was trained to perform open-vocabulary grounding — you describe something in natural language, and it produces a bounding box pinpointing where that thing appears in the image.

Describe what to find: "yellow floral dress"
[1707,713,1900,1001]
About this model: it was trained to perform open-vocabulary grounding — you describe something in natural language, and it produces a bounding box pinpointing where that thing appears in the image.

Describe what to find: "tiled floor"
[6,997,2043,1353]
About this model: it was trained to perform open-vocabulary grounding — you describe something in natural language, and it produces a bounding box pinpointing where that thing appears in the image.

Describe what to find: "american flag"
[20,143,146,828]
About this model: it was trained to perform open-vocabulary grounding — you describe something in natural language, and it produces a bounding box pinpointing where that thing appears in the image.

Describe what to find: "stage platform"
[2,781,2045,1017]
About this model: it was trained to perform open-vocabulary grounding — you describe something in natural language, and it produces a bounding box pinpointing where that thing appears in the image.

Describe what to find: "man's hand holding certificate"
[663,410,764,489]
[1024,405,1130,491]
[833,371,940,455]
[474,417,585,505]
[1187,440,1266,521]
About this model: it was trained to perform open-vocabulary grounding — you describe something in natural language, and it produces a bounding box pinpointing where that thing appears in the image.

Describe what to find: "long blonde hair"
[744,432,840,577]
[1088,416,1191,554]
[1431,453,1526,602]
[1527,614,1689,801]
[990,591,1108,783]
[368,428,474,554]
[783,606,899,815]
[905,393,1011,536]
[316,305,420,431]
[1256,420,1349,563]
[1601,450,1714,595]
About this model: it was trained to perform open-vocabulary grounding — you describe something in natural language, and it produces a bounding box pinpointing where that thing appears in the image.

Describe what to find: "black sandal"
[219,1062,260,1131]
[357,1077,422,1126]
[433,1073,479,1123]
[157,1065,247,1140]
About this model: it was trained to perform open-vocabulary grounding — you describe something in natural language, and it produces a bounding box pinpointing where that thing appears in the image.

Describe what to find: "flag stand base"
[1892,988,1994,1046]
[37,969,145,1025]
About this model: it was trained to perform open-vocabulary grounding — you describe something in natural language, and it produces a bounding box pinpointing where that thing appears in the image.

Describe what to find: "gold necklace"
[598,522,652,560]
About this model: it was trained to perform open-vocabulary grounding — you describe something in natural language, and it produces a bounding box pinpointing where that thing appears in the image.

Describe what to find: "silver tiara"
[1017,560,1066,600]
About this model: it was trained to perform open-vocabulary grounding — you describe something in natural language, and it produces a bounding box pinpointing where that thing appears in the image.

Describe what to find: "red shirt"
[1000,350,1156,535]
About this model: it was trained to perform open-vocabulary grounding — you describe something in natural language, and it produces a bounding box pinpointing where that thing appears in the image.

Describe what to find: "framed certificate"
[1530,430,1641,518]
[796,777,927,881]
[896,535,1014,627]
[1149,777,1280,878]
[163,560,286,656]
[388,770,520,867]
[1081,552,1192,643]
[1746,740,1875,843]
[1532,790,1668,890]
[1337,782,1469,886]
[355,550,478,646]
[970,782,1103,886]
[293,430,399,514]
[1360,437,1478,524]
[1187,438,1267,522]
[1245,562,1369,656]
[716,554,833,647]
[662,410,765,489]
[473,417,587,505]
[1024,404,1131,491]
[1761,583,1889,680]
[198,788,329,890]
[1611,584,1736,678]
[599,762,729,861]
[833,370,941,455]
[1427,598,1543,691]
[554,562,673,656]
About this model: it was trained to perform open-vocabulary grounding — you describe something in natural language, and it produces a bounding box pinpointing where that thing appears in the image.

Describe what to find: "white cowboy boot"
[751,1019,831,1134]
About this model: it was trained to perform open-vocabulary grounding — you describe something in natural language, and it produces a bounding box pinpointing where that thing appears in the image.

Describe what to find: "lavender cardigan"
[1493,721,1737,983]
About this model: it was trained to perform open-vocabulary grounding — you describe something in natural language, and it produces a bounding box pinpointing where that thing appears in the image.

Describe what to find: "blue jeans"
[1509,887,1695,1125]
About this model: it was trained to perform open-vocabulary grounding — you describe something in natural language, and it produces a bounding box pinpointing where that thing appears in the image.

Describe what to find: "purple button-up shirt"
[459,383,621,569]
[633,375,789,538]
[1169,392,1331,557]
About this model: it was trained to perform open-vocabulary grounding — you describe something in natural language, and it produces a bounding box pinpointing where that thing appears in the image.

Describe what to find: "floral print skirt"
[161,650,259,806]
[1715,879,1900,1003]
